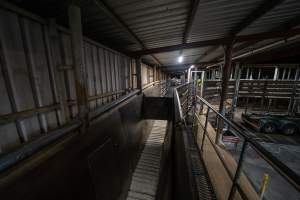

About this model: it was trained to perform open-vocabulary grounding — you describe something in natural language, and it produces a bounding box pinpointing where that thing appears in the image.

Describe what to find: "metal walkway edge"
[186,125,217,200]
[126,120,167,200]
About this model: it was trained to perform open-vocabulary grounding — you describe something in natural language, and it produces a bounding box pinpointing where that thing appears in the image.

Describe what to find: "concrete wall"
[0,94,153,200]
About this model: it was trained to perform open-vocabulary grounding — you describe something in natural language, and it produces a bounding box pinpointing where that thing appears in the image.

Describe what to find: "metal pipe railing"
[174,82,300,199]
[0,120,81,173]
[0,89,142,173]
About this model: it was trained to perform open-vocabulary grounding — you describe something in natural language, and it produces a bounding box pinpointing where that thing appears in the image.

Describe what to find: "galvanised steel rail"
[0,89,141,173]
[174,82,300,199]
[0,82,167,174]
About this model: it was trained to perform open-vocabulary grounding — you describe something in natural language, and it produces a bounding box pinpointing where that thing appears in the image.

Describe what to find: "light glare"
[178,56,183,63]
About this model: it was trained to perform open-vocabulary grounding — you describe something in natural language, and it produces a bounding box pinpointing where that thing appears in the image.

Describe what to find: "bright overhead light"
[178,56,183,63]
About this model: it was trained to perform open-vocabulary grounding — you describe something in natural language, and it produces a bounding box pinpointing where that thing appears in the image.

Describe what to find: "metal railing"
[0,79,168,173]
[0,89,140,173]
[174,82,300,200]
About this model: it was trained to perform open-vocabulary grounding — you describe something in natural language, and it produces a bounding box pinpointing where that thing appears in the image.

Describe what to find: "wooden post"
[135,57,142,93]
[68,3,88,126]
[216,44,233,144]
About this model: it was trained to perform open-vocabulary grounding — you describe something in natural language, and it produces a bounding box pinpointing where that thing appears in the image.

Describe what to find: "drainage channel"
[126,120,167,200]
[186,125,217,200]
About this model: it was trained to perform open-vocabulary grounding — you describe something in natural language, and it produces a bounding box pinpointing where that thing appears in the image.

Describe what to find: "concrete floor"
[201,103,300,199]
[229,143,300,200]
[226,108,300,199]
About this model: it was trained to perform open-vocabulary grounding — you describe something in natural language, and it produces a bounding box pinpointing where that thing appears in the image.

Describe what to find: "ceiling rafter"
[196,0,285,63]
[211,14,300,62]
[93,0,162,65]
[182,0,200,44]
[131,28,300,56]
[161,61,215,69]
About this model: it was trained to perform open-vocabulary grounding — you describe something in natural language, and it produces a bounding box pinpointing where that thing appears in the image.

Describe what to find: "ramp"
[126,120,167,200]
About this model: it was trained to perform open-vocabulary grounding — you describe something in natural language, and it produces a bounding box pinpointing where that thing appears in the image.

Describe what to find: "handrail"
[197,96,300,192]
[142,81,160,90]
[0,89,141,173]
[174,82,300,199]
[89,89,139,121]
[0,120,81,173]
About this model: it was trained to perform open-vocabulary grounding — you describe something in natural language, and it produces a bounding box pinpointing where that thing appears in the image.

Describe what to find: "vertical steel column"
[216,44,233,144]
[289,67,300,114]
[258,68,261,79]
[274,66,279,80]
[153,65,157,82]
[295,67,300,81]
[201,107,210,151]
[231,63,241,118]
[227,140,248,200]
[246,67,249,79]
[287,67,291,80]
[135,57,142,93]
[68,3,88,128]
[282,68,286,80]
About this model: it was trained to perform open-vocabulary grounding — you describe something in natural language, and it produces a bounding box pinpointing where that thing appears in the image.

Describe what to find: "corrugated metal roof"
[187,0,265,43]
[239,0,300,35]
[81,1,138,51]
[7,0,300,66]
[150,47,211,66]
[104,0,190,51]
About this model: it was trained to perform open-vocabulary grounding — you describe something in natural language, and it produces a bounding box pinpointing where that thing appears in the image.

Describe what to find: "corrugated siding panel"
[0,7,135,154]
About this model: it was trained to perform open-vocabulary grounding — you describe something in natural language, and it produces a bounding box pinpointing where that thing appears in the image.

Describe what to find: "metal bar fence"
[174,82,300,199]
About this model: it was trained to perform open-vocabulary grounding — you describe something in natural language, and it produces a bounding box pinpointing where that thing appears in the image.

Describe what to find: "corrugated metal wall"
[0,6,166,154]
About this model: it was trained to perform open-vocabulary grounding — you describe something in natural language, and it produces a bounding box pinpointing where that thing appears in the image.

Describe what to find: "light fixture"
[178,56,183,63]
[190,65,195,68]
